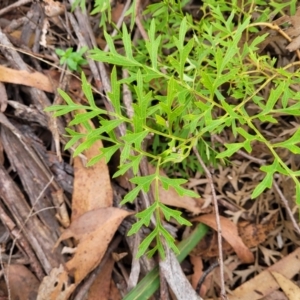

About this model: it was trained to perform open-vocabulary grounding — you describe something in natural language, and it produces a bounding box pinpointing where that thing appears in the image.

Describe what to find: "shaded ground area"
[0,1,300,299]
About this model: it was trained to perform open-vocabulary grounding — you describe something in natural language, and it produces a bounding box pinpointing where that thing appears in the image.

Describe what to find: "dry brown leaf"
[190,255,206,297]
[271,272,300,300]
[109,279,122,300]
[43,0,65,17]
[72,121,113,221]
[55,207,132,283]
[238,212,278,248]
[0,65,54,93]
[2,265,40,300]
[37,265,75,300]
[87,257,116,300]
[229,247,300,300]
[193,214,254,263]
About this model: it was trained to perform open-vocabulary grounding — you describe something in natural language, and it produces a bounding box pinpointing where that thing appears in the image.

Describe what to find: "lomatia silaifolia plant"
[47,0,300,258]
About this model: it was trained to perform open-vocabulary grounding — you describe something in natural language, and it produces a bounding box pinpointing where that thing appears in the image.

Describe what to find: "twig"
[0,0,31,16]
[135,0,149,41]
[195,260,220,295]
[273,177,300,235]
[192,146,227,300]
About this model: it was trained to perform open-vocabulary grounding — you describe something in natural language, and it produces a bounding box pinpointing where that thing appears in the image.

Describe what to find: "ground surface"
[0,1,300,300]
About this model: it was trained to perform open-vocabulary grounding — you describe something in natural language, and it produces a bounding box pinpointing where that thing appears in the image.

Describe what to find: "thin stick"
[273,177,300,235]
[195,260,220,295]
[0,0,31,16]
[193,146,227,300]
[135,0,149,41]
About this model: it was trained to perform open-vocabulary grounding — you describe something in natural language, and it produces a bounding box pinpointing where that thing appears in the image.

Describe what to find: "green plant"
[47,0,300,258]
[55,47,88,71]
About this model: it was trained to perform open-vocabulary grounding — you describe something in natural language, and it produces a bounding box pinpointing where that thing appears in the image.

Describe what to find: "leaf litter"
[0,0,299,299]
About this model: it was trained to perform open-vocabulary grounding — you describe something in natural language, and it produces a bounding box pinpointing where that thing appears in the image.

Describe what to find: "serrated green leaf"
[73,136,100,156]
[251,171,273,199]
[127,217,146,236]
[64,129,85,150]
[45,105,89,116]
[216,143,244,159]
[155,114,167,126]
[121,186,142,204]
[81,72,96,108]
[130,174,156,192]
[103,31,117,54]
[57,89,76,105]
[265,81,285,112]
[159,204,192,226]
[90,49,141,67]
[159,225,179,254]
[130,154,143,175]
[135,204,156,226]
[236,127,256,141]
[296,181,300,206]
[179,38,194,80]
[243,140,252,153]
[136,228,158,258]
[158,176,199,197]
[121,131,149,149]
[69,110,104,126]
[173,185,199,197]
[159,176,187,189]
[108,66,121,115]
[257,114,278,123]
[120,143,131,164]
[87,144,121,166]
[178,17,187,50]
[114,165,132,180]
[122,23,133,59]
[146,19,161,70]
[273,128,300,153]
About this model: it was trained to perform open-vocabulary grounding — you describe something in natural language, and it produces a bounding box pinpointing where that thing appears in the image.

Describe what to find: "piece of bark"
[1,123,60,232]
[0,163,63,274]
